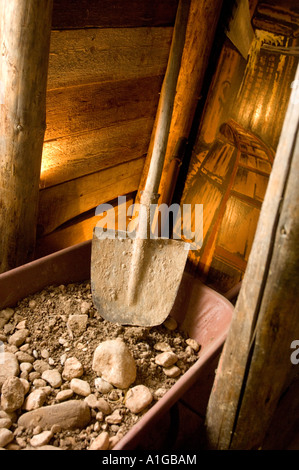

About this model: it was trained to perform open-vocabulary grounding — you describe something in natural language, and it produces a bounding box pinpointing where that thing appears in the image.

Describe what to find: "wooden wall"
[35,0,178,257]
[180,29,298,294]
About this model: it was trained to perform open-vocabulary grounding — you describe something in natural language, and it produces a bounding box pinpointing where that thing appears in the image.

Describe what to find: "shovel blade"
[91,228,189,326]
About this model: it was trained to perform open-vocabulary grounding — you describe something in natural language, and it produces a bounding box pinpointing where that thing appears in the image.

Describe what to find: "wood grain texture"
[38,157,145,236]
[35,194,135,259]
[0,0,53,273]
[45,75,163,142]
[52,0,179,29]
[205,64,299,450]
[41,117,154,189]
[47,27,173,90]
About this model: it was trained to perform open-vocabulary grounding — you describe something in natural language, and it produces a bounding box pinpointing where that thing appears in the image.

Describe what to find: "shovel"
[91,0,191,326]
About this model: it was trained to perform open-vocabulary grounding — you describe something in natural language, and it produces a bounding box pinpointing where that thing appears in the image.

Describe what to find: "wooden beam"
[40,117,154,189]
[52,0,179,29]
[35,194,135,259]
[47,27,173,90]
[45,76,162,142]
[205,63,299,450]
[137,0,223,208]
[0,0,53,273]
[38,158,145,236]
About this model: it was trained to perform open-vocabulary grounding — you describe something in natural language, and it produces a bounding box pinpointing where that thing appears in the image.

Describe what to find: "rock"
[1,377,25,412]
[30,430,53,448]
[41,369,62,388]
[92,338,136,389]
[16,320,27,330]
[89,432,110,450]
[95,398,112,415]
[62,357,84,380]
[0,352,20,390]
[186,338,200,352]
[0,308,14,329]
[163,365,181,378]
[70,378,91,397]
[23,389,47,411]
[80,301,92,315]
[153,342,172,352]
[67,315,88,336]
[155,351,178,367]
[15,351,34,363]
[94,377,113,394]
[19,378,30,395]
[8,329,29,347]
[18,400,91,430]
[105,409,123,424]
[33,360,50,374]
[125,385,153,414]
[20,362,33,374]
[55,389,74,402]
[0,418,12,429]
[0,429,14,448]
[84,395,111,414]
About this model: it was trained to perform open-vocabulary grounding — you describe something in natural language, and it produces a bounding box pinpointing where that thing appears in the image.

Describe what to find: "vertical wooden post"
[0,0,53,273]
[205,63,299,449]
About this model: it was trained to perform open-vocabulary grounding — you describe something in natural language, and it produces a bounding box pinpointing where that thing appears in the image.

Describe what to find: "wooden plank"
[41,117,154,189]
[52,0,179,29]
[38,157,145,236]
[0,0,53,273]
[45,76,162,142]
[35,194,135,259]
[47,27,173,90]
[205,64,299,450]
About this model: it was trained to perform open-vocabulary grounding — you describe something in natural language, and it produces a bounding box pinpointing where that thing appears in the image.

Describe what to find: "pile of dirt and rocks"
[0,281,200,450]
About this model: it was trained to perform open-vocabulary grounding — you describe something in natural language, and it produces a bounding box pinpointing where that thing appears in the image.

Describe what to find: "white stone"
[41,369,62,388]
[163,365,181,378]
[89,432,110,450]
[70,378,91,397]
[1,377,25,412]
[0,418,12,429]
[0,429,14,448]
[155,351,178,367]
[62,357,84,380]
[94,377,113,394]
[56,389,74,402]
[0,308,14,329]
[80,301,92,315]
[30,430,53,448]
[105,409,123,424]
[186,338,200,352]
[92,338,136,389]
[23,389,47,411]
[125,385,153,414]
[0,352,19,390]
[67,315,88,336]
[8,329,29,347]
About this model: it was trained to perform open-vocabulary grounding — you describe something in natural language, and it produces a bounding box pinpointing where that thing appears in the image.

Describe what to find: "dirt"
[0,280,200,450]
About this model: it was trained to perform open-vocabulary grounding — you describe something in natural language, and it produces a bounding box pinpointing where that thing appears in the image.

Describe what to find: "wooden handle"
[141,0,191,205]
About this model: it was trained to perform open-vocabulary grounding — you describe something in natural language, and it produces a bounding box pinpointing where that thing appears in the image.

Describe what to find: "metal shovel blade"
[91,228,189,326]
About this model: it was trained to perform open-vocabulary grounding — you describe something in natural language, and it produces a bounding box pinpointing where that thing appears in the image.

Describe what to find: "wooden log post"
[0,0,53,273]
[205,63,299,450]
[136,0,223,210]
